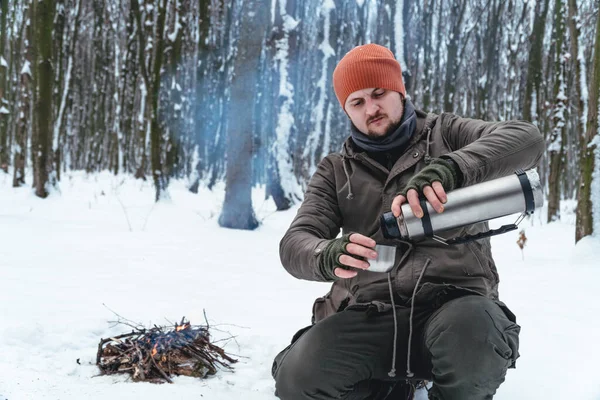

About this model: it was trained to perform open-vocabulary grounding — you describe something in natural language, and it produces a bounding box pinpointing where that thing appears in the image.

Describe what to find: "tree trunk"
[547,0,567,222]
[33,0,54,198]
[150,0,169,201]
[13,69,29,187]
[166,0,185,181]
[432,0,444,110]
[421,0,435,110]
[0,0,9,172]
[523,0,550,122]
[54,0,82,181]
[13,3,32,188]
[477,0,503,120]
[266,0,298,211]
[218,0,266,230]
[442,0,466,112]
[567,0,586,138]
[575,7,600,242]
[131,0,151,181]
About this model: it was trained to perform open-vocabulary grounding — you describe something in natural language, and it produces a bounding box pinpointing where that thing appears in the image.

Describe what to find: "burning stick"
[96,318,237,383]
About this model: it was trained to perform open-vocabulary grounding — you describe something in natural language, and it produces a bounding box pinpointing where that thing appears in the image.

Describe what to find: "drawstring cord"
[387,272,398,377]
[341,156,354,200]
[424,127,432,165]
[406,258,431,378]
[385,241,414,378]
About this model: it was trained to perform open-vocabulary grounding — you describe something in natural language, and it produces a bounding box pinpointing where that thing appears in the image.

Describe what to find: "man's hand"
[391,182,447,218]
[319,233,378,280]
[391,158,458,219]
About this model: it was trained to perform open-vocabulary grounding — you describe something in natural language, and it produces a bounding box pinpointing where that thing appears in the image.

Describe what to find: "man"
[272,44,543,399]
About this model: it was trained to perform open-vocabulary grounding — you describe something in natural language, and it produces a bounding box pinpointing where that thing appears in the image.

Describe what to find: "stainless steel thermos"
[380,169,543,243]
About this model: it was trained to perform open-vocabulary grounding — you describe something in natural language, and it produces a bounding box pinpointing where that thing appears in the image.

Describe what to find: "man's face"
[344,88,404,138]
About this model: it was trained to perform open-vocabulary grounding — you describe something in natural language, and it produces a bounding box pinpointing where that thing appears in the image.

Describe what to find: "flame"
[176,323,190,332]
[151,344,158,356]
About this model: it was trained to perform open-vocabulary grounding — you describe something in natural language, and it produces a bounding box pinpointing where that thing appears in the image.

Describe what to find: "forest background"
[0,0,599,241]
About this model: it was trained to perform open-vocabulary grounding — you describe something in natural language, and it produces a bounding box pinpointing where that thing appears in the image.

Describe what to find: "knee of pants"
[426,296,520,376]
[274,359,316,399]
[273,323,344,399]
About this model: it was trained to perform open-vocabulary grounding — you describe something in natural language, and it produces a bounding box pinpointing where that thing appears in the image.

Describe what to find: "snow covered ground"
[0,171,599,400]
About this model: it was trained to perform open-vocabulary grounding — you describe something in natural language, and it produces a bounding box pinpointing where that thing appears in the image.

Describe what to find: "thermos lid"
[380,212,401,239]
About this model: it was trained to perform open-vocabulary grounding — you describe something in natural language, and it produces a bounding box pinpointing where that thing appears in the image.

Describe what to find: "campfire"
[96,317,237,383]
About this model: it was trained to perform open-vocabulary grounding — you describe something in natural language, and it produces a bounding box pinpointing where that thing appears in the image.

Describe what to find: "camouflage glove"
[398,158,459,197]
[318,234,354,281]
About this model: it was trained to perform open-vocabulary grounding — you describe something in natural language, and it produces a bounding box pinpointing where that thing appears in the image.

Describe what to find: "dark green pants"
[272,295,520,400]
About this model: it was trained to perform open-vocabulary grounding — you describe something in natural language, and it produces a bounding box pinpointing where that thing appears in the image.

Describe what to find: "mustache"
[367,114,387,125]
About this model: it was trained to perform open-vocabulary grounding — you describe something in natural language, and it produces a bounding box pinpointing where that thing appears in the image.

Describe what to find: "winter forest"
[0,0,599,240]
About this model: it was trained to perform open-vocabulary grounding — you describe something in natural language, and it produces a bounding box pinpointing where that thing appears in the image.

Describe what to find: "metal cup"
[368,244,396,273]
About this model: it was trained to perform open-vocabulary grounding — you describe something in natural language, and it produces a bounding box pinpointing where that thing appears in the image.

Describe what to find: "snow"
[167,0,181,43]
[478,73,487,88]
[0,106,9,114]
[578,40,589,127]
[271,0,277,25]
[0,56,7,68]
[138,82,147,125]
[1,173,600,400]
[20,60,31,77]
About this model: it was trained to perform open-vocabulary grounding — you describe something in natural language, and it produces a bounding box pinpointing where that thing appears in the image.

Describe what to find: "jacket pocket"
[487,301,521,369]
[464,241,493,280]
[312,291,335,324]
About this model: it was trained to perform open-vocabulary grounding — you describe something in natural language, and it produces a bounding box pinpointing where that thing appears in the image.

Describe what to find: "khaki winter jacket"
[280,109,544,324]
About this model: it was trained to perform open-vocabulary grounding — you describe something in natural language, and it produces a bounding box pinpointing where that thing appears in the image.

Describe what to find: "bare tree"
[0,0,9,172]
[266,0,300,211]
[32,0,55,198]
[13,0,32,187]
[420,0,435,111]
[575,6,600,242]
[218,0,268,230]
[442,0,467,112]
[523,0,551,123]
[149,0,169,200]
[567,0,587,139]
[547,0,568,222]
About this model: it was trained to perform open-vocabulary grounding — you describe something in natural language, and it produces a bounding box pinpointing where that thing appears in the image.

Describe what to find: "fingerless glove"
[318,234,353,281]
[398,158,459,197]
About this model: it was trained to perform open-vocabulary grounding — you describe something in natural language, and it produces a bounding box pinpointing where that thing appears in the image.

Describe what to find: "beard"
[352,115,402,140]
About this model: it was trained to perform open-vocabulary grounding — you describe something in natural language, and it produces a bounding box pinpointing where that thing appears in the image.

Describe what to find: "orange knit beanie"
[333,43,406,110]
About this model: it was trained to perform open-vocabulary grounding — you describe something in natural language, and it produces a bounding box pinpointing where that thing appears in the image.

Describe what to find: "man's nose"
[365,99,380,115]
